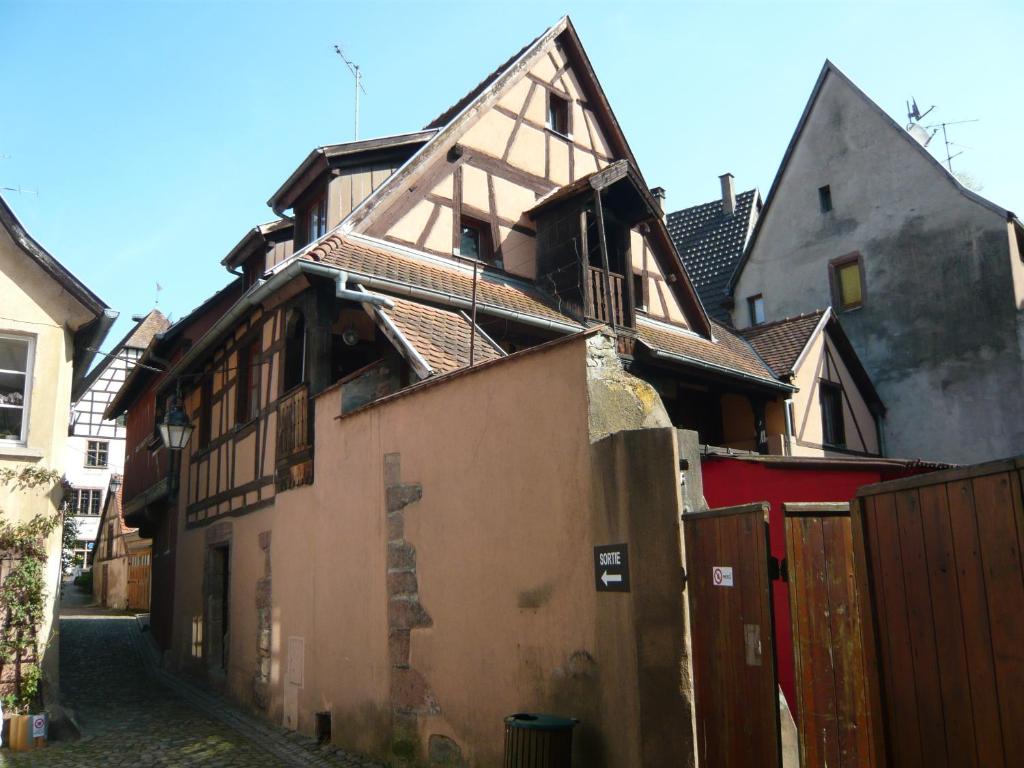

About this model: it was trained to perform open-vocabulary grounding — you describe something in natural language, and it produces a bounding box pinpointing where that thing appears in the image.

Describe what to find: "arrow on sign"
[601,571,623,587]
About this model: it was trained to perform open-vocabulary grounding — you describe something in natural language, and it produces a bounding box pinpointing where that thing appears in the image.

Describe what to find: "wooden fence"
[853,457,1024,767]
[784,503,877,767]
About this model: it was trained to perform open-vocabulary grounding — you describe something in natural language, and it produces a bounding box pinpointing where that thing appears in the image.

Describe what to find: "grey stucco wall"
[734,71,1024,464]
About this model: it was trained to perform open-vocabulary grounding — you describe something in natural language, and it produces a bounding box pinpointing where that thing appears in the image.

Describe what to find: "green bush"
[75,570,93,591]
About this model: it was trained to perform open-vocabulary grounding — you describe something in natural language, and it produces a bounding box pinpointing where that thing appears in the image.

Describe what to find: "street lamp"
[158,401,193,451]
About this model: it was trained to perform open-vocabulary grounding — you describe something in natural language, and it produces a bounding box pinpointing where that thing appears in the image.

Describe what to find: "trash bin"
[503,713,577,767]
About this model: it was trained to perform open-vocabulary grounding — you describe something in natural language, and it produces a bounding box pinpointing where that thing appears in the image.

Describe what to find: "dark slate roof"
[666,189,757,324]
[738,310,826,377]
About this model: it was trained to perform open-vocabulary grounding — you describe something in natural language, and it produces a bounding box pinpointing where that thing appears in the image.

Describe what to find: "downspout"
[783,398,795,456]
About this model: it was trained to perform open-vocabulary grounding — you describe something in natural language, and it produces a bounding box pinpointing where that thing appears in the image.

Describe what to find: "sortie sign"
[593,543,630,592]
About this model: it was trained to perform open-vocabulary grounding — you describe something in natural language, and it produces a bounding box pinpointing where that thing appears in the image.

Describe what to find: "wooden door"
[784,503,878,768]
[854,458,1024,767]
[683,502,781,768]
[127,548,152,611]
[101,563,109,607]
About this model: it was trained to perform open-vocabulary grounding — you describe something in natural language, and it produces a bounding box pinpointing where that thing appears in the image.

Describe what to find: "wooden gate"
[683,502,781,768]
[127,548,152,611]
[853,457,1024,767]
[784,502,878,768]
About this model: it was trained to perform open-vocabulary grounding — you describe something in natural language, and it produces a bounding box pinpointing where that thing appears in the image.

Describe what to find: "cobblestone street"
[1,599,385,767]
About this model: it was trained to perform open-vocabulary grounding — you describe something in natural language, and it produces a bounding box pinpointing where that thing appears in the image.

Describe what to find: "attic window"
[818,185,833,213]
[820,381,846,447]
[547,92,570,136]
[830,253,864,311]
[459,215,500,268]
[307,196,327,242]
[632,273,647,311]
[747,294,765,326]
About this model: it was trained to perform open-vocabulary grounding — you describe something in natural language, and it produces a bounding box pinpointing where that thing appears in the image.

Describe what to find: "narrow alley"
[2,591,383,767]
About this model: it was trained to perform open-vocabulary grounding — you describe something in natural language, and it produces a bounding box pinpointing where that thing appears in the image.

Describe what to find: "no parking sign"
[31,713,47,738]
[712,566,734,587]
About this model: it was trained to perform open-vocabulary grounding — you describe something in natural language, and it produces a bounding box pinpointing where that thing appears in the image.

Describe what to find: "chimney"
[651,187,666,219]
[719,173,736,216]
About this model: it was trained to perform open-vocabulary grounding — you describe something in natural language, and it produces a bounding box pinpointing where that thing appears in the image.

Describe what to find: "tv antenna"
[905,98,978,172]
[333,45,366,141]
[0,185,37,196]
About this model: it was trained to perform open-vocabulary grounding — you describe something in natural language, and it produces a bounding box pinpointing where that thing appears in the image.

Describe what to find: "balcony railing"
[276,384,312,461]
[586,266,626,327]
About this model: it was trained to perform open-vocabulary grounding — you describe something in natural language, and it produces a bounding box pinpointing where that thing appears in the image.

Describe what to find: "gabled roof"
[379,297,503,376]
[0,194,109,317]
[73,309,169,402]
[268,131,437,216]
[341,16,641,237]
[528,160,715,337]
[104,278,245,419]
[222,219,293,268]
[739,307,883,411]
[729,60,1017,295]
[302,233,581,330]
[739,310,825,377]
[667,188,759,323]
[635,317,789,392]
[1,193,117,394]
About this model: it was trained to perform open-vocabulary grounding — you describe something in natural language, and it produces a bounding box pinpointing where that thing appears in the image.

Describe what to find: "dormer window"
[459,215,500,268]
[307,196,327,243]
[547,92,570,136]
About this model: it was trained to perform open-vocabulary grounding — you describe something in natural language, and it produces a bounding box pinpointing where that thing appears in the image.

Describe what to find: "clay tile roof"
[636,318,784,387]
[666,190,758,323]
[124,309,170,350]
[303,235,580,327]
[382,297,503,375]
[738,310,826,377]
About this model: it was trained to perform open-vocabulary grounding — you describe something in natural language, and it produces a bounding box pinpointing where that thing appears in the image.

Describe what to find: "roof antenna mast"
[333,45,367,141]
[905,98,979,173]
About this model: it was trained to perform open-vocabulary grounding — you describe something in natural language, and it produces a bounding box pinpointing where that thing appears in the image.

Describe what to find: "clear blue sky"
[3,0,1021,346]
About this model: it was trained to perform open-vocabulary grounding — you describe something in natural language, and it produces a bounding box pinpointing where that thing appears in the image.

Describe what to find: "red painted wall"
[700,458,888,714]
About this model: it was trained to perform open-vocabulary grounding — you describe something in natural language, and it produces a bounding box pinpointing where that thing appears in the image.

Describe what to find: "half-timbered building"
[65,309,167,569]
[109,16,866,765]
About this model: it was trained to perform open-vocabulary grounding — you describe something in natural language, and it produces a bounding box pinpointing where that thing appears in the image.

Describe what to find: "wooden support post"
[751,398,769,455]
[592,189,616,332]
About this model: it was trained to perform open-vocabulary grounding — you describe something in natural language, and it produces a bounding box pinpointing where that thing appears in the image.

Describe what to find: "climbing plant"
[0,465,65,713]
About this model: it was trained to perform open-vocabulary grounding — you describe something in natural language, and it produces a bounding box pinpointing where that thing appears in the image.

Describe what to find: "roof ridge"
[667,188,758,219]
[739,308,826,334]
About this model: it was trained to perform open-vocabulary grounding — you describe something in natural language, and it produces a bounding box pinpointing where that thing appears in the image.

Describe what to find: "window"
[831,253,864,311]
[283,310,306,393]
[72,488,102,516]
[818,185,833,213]
[747,294,766,326]
[459,215,499,268]
[547,91,570,136]
[632,273,646,311]
[236,339,261,424]
[0,334,32,444]
[86,440,109,467]
[820,381,846,447]
[307,197,327,243]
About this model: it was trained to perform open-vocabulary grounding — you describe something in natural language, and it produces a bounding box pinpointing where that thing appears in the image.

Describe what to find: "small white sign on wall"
[712,566,734,587]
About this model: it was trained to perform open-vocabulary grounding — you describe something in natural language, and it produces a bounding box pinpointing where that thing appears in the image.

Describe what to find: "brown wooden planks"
[684,504,780,768]
[946,478,1005,767]
[917,483,978,766]
[857,464,1024,768]
[971,472,1024,765]
[786,509,876,768]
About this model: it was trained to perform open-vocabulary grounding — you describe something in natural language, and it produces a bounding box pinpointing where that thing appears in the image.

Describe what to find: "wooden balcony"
[275,383,313,491]
[586,266,626,327]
